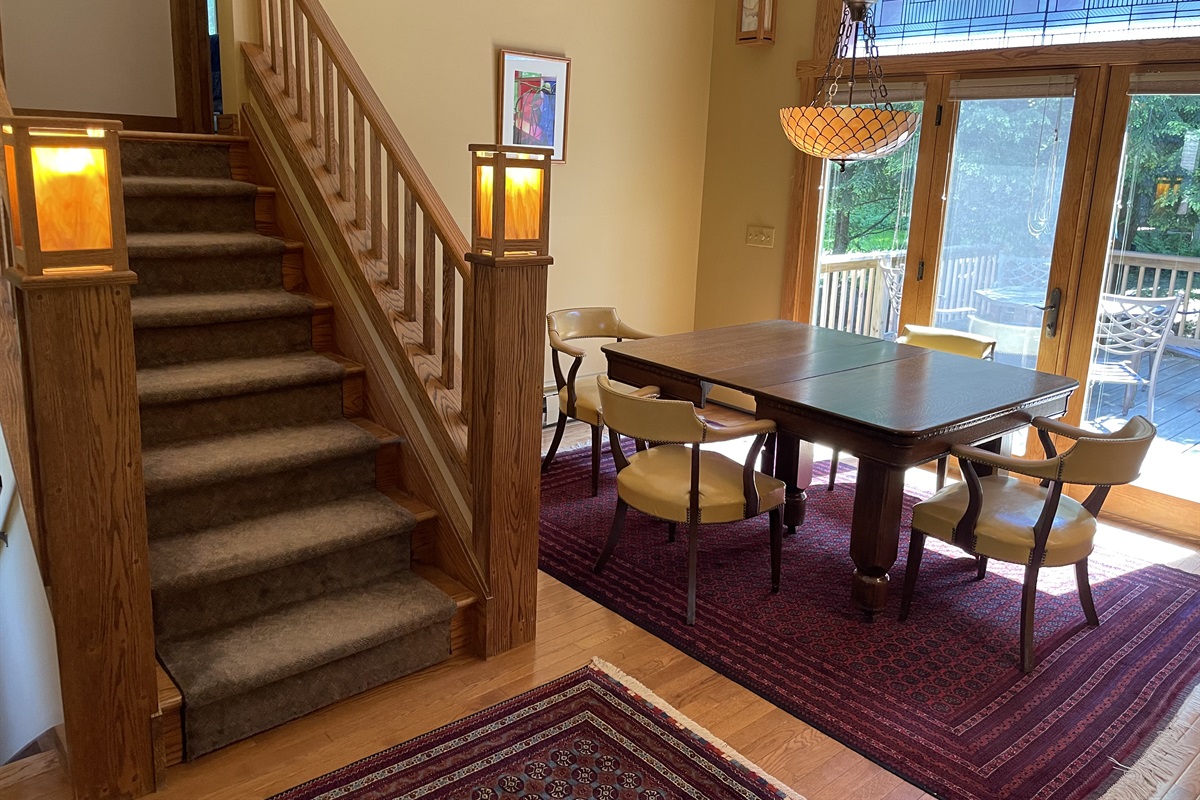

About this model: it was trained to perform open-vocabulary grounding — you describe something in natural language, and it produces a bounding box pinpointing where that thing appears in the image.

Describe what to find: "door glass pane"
[1081,91,1200,503]
[813,101,922,339]
[934,93,1075,369]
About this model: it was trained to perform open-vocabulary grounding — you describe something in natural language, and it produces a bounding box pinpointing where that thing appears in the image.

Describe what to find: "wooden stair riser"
[152,533,411,641]
[255,189,277,234]
[139,380,346,447]
[145,453,378,540]
[282,244,306,292]
[134,315,315,369]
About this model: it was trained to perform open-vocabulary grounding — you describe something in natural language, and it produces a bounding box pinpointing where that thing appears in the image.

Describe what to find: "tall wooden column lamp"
[1,116,157,798]
[465,144,553,655]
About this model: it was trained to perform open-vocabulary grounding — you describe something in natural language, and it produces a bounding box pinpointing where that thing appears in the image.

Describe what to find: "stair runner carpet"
[121,135,456,759]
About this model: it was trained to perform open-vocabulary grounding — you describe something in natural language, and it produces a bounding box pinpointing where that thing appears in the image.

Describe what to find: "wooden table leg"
[775,432,808,534]
[850,457,906,618]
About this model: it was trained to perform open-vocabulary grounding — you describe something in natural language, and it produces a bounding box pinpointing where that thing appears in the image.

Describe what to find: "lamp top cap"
[0,116,123,132]
[468,143,552,158]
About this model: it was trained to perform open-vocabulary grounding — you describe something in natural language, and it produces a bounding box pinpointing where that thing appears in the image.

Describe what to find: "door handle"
[1033,287,1062,338]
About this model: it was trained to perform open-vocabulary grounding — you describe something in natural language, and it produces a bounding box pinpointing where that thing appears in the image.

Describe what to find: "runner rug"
[270,658,803,799]
[539,447,1200,800]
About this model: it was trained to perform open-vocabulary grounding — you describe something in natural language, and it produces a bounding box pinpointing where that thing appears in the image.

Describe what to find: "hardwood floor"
[4,418,1196,798]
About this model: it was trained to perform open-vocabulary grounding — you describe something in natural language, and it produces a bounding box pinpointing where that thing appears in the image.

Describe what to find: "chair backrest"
[1057,415,1156,486]
[547,307,623,343]
[1095,293,1182,358]
[597,376,707,444]
[897,324,997,359]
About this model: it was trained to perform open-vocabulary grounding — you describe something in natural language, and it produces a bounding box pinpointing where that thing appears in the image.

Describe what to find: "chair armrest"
[548,328,586,358]
[704,418,776,444]
[1030,416,1091,441]
[616,322,656,340]
[629,385,660,399]
[950,444,1060,482]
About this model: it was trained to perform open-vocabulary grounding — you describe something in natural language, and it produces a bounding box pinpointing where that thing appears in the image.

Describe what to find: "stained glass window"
[872,0,1200,54]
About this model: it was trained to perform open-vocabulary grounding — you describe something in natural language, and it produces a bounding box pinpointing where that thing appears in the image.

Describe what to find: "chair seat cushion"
[911,476,1096,567]
[558,379,636,427]
[616,445,785,524]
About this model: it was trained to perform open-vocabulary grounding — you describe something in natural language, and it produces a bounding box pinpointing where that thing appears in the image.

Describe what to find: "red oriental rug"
[539,447,1200,800]
[270,659,803,799]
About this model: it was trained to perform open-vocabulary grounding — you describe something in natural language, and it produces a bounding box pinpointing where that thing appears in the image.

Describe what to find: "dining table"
[602,320,1078,617]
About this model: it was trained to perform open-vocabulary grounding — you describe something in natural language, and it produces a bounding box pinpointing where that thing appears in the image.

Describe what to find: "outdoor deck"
[1085,348,1200,503]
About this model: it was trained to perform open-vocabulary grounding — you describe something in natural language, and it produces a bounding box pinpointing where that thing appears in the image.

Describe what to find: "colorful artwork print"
[498,50,570,162]
[512,71,557,148]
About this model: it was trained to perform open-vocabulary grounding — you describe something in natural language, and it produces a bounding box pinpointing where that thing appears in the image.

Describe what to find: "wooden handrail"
[248,0,550,655]
[273,0,470,277]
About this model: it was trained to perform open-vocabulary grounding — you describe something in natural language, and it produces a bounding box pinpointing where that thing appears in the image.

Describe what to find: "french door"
[800,63,1200,537]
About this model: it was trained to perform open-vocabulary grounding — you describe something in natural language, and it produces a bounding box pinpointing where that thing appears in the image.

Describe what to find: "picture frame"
[498,49,571,163]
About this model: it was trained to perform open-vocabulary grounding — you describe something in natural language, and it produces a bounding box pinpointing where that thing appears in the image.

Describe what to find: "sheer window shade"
[949,75,1076,101]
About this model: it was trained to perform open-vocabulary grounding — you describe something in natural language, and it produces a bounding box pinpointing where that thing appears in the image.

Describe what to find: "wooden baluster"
[404,186,416,320]
[461,277,473,425]
[388,163,400,290]
[280,0,291,97]
[370,128,382,258]
[323,49,334,171]
[265,0,277,71]
[354,103,366,229]
[423,216,436,353]
[308,28,319,147]
[338,75,350,200]
[442,250,456,388]
[293,2,306,121]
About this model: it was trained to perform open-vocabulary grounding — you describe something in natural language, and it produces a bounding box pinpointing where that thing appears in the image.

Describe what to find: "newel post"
[1,117,157,797]
[465,144,552,656]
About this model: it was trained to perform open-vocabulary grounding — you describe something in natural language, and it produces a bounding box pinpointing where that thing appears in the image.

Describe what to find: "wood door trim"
[170,0,213,134]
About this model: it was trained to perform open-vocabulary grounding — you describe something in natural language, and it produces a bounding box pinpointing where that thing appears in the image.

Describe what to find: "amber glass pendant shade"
[779,105,920,162]
[780,0,920,164]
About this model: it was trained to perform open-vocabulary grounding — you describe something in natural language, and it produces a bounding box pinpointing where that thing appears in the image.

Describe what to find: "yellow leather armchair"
[900,415,1155,672]
[544,307,655,496]
[593,376,786,625]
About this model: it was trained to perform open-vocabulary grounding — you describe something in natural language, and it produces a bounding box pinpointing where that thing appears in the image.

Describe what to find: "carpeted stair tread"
[142,420,380,495]
[128,231,289,260]
[138,352,345,406]
[131,290,316,328]
[158,572,456,706]
[123,175,260,198]
[150,492,416,593]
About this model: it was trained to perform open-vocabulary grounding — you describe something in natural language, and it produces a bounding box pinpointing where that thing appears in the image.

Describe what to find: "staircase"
[121,132,456,759]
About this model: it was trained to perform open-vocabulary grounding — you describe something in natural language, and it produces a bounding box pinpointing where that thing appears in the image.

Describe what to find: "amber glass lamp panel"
[4,144,20,247]
[475,163,544,252]
[30,144,113,251]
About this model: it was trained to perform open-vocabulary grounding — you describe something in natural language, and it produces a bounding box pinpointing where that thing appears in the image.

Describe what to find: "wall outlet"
[746,225,776,248]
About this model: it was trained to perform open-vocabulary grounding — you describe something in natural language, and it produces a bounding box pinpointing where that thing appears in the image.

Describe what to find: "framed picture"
[498,49,571,163]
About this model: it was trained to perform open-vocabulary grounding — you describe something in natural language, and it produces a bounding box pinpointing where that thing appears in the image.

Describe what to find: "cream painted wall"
[0,0,177,117]
[0,426,62,763]
[317,0,715,384]
[692,0,818,330]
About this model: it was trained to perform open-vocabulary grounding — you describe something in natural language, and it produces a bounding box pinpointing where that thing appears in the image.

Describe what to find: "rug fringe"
[1101,681,1200,800]
[589,657,808,800]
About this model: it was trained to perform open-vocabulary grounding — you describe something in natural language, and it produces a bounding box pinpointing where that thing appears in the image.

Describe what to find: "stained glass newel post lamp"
[780,0,920,166]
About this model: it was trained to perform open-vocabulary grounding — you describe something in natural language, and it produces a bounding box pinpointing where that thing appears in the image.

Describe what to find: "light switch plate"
[746,225,775,248]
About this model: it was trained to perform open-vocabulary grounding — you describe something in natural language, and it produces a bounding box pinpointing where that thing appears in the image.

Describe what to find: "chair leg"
[686,518,700,625]
[769,508,782,593]
[828,449,840,490]
[899,531,926,621]
[936,457,948,491]
[541,414,568,474]
[974,556,988,581]
[667,522,677,543]
[590,424,602,497]
[1076,559,1100,626]
[1020,563,1041,673]
[593,499,628,573]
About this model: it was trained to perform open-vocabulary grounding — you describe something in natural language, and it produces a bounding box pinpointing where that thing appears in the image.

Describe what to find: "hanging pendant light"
[780,0,920,166]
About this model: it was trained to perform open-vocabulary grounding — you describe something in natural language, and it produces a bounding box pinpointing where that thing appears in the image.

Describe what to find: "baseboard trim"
[12,107,181,133]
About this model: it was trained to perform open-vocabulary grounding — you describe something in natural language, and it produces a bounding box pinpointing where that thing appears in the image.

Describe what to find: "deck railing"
[815,248,1200,347]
